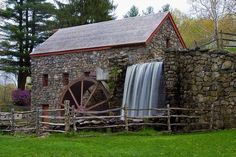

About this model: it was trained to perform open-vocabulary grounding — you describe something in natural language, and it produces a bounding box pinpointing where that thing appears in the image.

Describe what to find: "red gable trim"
[31,46,111,57]
[30,42,145,57]
[145,12,187,48]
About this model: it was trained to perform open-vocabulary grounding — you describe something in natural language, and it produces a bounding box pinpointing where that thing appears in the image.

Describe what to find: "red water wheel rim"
[60,77,110,112]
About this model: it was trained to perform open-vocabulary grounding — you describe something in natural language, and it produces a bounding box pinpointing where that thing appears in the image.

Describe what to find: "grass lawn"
[0,129,235,157]
[225,47,236,53]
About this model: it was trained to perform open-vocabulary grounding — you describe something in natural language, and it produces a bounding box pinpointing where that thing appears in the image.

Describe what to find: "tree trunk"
[18,72,27,90]
[214,19,220,49]
[211,0,220,49]
[17,0,25,90]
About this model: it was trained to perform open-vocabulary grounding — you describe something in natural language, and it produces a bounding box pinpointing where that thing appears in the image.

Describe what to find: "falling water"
[122,62,165,117]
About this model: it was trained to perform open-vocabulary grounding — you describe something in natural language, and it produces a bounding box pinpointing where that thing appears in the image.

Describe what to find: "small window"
[166,38,170,48]
[63,73,69,85]
[42,74,48,86]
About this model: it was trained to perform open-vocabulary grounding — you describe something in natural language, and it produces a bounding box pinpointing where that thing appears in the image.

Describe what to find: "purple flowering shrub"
[12,89,31,106]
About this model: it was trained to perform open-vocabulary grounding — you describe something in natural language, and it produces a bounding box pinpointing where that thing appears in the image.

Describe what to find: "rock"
[221,61,232,70]
[212,72,220,78]
[230,92,236,97]
[211,64,219,71]
[204,76,211,82]
[197,94,205,103]
[202,87,210,91]
[215,120,224,128]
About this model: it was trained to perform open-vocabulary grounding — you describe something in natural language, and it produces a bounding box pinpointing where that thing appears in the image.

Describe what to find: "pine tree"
[0,0,55,89]
[55,0,116,28]
[160,4,170,12]
[142,6,154,15]
[124,5,139,18]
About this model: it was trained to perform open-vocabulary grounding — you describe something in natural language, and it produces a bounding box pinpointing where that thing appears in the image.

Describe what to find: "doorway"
[42,104,49,122]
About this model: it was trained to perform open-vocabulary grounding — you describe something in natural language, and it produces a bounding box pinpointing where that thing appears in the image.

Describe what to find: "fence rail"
[198,31,236,49]
[220,30,236,48]
[0,101,217,135]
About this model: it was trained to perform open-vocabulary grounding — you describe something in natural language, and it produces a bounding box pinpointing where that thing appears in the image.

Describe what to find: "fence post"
[167,104,171,132]
[11,108,15,134]
[210,104,214,130]
[35,107,40,135]
[72,105,77,132]
[220,30,223,49]
[64,100,70,132]
[124,106,128,132]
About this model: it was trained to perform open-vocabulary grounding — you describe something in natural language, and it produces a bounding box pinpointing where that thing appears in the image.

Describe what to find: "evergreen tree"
[55,0,116,28]
[142,6,154,15]
[160,4,171,12]
[124,5,139,18]
[0,0,55,89]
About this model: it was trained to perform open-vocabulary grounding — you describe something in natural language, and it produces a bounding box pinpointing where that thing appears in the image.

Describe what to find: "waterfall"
[122,62,165,117]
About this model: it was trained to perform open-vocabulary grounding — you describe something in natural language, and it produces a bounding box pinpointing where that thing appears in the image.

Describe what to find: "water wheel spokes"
[80,80,84,106]
[61,77,110,113]
[84,83,98,107]
[68,88,80,108]
[87,100,108,110]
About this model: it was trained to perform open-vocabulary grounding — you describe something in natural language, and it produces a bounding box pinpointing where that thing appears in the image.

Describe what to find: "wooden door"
[42,104,49,122]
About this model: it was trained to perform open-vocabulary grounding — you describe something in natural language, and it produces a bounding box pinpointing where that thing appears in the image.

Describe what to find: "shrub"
[12,89,31,106]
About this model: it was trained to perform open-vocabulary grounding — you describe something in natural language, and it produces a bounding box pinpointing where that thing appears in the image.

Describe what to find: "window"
[42,74,48,86]
[166,38,170,48]
[63,73,69,85]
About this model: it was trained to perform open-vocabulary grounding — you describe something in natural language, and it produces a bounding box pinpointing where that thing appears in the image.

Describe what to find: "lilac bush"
[12,89,31,106]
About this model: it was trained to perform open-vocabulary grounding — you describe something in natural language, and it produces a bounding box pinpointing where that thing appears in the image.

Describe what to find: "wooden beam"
[80,81,84,106]
[99,82,110,98]
[84,84,98,107]
[87,100,108,110]
[77,108,121,114]
[87,89,97,101]
[69,88,80,108]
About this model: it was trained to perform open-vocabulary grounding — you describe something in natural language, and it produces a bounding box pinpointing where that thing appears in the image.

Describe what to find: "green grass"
[225,47,236,53]
[0,129,236,157]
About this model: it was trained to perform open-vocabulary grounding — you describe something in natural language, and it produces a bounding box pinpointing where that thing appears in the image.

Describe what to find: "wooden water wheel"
[60,77,110,112]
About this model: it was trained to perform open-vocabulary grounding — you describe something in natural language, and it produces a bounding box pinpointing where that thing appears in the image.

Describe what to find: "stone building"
[31,12,186,112]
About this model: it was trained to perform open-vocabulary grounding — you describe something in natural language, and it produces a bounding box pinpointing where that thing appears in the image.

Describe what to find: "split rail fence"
[198,31,236,49]
[0,101,216,134]
[219,31,236,48]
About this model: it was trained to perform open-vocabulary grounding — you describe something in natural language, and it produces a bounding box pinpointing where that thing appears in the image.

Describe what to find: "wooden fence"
[0,102,216,134]
[198,31,236,49]
[0,109,35,133]
[219,31,236,48]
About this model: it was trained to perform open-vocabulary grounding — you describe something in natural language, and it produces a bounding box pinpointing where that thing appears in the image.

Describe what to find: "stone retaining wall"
[165,49,236,128]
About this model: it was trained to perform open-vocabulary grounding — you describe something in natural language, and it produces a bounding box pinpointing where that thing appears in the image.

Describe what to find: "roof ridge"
[58,12,169,31]
[32,11,177,56]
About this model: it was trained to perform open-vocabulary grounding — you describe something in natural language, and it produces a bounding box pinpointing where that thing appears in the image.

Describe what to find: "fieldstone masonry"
[165,49,236,129]
[31,18,183,110]
[31,16,236,129]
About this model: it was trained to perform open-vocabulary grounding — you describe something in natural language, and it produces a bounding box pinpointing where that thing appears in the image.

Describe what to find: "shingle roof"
[32,12,169,55]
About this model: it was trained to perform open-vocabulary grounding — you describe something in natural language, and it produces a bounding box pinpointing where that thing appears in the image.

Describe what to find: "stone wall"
[31,18,183,109]
[31,16,236,129]
[165,49,236,129]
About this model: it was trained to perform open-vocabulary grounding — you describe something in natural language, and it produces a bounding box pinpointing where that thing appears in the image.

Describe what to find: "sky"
[1,0,192,84]
[113,0,191,18]
[57,0,192,19]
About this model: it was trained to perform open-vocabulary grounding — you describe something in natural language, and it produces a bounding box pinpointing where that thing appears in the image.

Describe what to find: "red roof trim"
[31,42,145,57]
[145,12,187,48]
[31,46,112,57]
